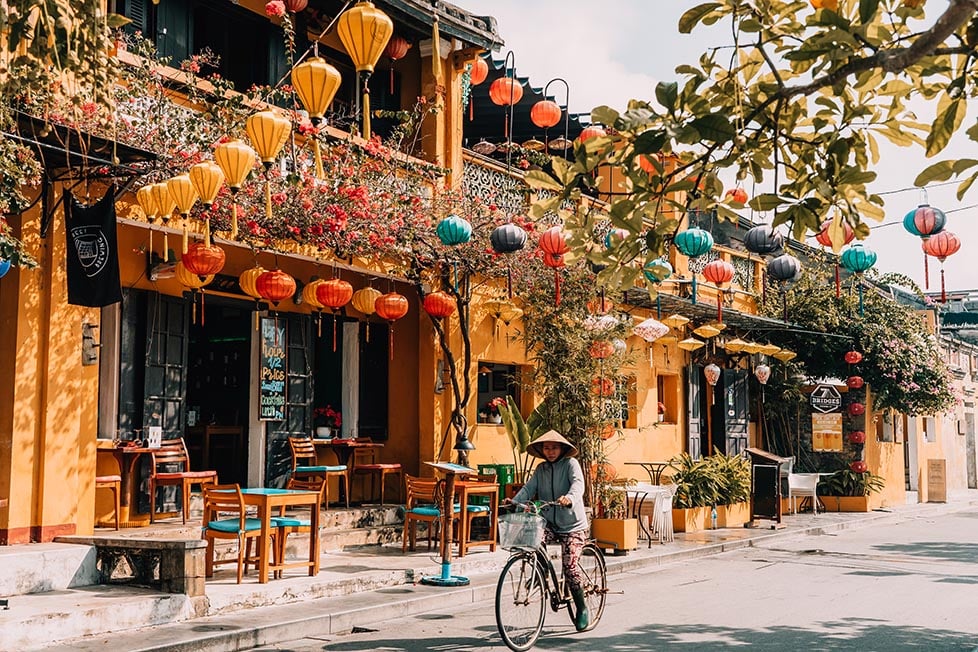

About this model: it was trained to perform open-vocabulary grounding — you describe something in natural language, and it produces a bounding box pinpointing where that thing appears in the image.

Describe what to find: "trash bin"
[478,464,515,500]
[745,448,790,528]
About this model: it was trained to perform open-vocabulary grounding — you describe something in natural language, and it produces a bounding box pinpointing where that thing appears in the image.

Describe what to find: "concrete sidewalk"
[30,494,978,652]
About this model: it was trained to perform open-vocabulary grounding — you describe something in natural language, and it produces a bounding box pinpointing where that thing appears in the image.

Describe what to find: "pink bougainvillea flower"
[265,0,286,17]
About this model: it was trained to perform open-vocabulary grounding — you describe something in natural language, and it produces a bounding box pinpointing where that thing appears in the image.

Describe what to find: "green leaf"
[749,193,784,212]
[524,169,563,192]
[859,0,880,24]
[105,13,132,28]
[590,106,620,127]
[914,160,955,186]
[655,81,678,113]
[690,113,734,143]
[925,98,964,157]
[678,3,721,34]
[633,129,666,156]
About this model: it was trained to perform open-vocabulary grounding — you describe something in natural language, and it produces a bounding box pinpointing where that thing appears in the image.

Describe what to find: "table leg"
[309,499,320,576]
[259,503,271,583]
[120,453,142,508]
[457,486,469,558]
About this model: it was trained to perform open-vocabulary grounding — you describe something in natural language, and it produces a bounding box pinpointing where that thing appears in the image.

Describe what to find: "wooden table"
[312,438,383,503]
[97,445,155,508]
[454,479,499,557]
[239,488,320,583]
[625,461,671,485]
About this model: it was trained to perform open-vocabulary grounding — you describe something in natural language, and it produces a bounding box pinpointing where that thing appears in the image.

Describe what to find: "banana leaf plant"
[497,396,547,484]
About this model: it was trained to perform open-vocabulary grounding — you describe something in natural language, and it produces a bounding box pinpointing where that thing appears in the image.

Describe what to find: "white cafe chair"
[787,473,819,515]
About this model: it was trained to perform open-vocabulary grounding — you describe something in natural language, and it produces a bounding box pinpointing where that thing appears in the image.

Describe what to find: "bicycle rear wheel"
[495,553,547,651]
[578,544,607,630]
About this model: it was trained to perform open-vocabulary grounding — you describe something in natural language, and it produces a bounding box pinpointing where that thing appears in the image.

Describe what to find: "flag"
[65,185,122,307]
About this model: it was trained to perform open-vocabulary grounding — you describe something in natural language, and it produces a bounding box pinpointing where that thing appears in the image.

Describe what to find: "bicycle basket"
[498,512,545,551]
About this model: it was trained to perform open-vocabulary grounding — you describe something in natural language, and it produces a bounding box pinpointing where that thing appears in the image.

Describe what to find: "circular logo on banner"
[70,225,111,278]
[810,384,842,413]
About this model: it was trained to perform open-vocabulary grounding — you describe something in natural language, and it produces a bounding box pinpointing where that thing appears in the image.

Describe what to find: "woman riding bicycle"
[506,430,590,631]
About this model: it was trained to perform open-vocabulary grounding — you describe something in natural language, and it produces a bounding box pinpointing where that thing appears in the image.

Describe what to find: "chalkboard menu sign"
[259,317,287,421]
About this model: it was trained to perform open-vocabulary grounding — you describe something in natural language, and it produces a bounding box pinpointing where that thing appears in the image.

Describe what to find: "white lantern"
[634,318,669,343]
[754,364,771,385]
[704,363,721,386]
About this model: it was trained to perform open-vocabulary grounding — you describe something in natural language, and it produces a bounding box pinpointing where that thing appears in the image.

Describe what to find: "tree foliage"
[529,0,978,289]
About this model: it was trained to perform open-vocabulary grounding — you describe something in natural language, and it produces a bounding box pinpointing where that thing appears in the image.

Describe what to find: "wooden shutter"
[264,314,314,486]
[686,364,703,460]
[721,369,749,456]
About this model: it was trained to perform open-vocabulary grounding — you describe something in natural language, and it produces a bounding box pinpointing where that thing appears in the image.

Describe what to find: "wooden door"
[721,369,750,456]
[686,364,703,460]
[264,314,314,487]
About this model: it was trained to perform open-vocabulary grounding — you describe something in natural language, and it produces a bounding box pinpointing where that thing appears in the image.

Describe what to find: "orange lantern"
[469,57,488,86]
[488,76,523,106]
[316,278,354,351]
[593,377,615,398]
[702,259,735,322]
[589,340,615,360]
[587,297,614,315]
[256,269,296,307]
[725,187,748,204]
[383,35,411,94]
[577,125,607,142]
[375,292,409,360]
[923,230,961,303]
[181,242,226,279]
[175,261,213,324]
[423,291,456,319]
[539,226,569,306]
[530,100,562,129]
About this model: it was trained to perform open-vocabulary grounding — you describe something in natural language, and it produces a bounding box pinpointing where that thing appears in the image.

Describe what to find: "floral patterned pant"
[544,528,587,591]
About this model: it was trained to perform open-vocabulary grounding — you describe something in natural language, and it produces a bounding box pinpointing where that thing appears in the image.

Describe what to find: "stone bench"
[54,536,206,597]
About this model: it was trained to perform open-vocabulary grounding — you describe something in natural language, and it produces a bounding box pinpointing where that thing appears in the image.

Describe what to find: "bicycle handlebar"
[501,499,567,515]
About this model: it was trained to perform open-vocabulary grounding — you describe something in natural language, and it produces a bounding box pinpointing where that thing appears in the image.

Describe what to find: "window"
[477,363,520,423]
[923,416,937,443]
[656,373,679,423]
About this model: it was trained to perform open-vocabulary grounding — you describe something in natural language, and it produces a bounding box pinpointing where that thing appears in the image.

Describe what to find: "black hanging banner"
[64,185,122,307]
[259,316,287,421]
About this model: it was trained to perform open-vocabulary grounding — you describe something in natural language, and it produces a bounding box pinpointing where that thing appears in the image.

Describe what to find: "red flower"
[265,0,286,17]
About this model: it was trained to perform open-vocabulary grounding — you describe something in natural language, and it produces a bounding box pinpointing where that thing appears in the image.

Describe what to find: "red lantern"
[577,125,607,142]
[543,252,565,268]
[848,402,866,416]
[850,460,868,473]
[283,0,307,12]
[844,350,863,365]
[316,278,354,351]
[702,259,735,321]
[638,154,658,174]
[539,226,569,256]
[423,291,456,319]
[383,35,411,94]
[849,430,866,444]
[375,292,409,360]
[587,297,614,314]
[488,77,523,106]
[847,375,865,389]
[469,57,488,86]
[593,377,615,397]
[589,340,615,360]
[599,423,616,440]
[256,269,296,307]
[181,242,226,278]
[530,100,562,129]
[923,231,961,303]
[725,188,748,204]
[815,219,855,248]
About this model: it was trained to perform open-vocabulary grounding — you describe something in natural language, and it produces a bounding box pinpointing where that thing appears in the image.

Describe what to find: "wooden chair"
[201,483,264,584]
[95,475,121,530]
[401,475,458,552]
[288,437,349,509]
[270,476,326,579]
[352,437,402,505]
[459,475,496,557]
[149,438,218,523]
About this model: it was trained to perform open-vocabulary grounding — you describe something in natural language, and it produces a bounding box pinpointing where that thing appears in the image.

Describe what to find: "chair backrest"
[202,483,245,526]
[285,475,327,500]
[404,474,439,508]
[352,443,379,467]
[780,456,796,478]
[151,440,190,474]
[788,473,818,492]
[288,437,317,469]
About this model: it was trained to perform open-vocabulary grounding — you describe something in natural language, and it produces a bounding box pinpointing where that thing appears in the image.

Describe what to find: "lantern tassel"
[656,293,661,319]
[366,320,371,343]
[265,179,272,220]
[941,266,947,303]
[717,290,723,323]
[332,313,338,352]
[149,229,153,264]
[231,202,239,240]
[204,218,211,247]
[469,97,474,121]
[182,219,189,254]
[362,83,371,140]
[390,65,395,95]
[316,311,322,338]
[691,275,697,304]
[507,265,513,299]
[554,269,561,307]
[858,281,865,317]
[163,232,169,263]
[192,291,198,325]
[924,250,930,290]
[835,263,840,299]
[313,139,324,179]
[782,289,788,323]
[200,291,206,326]
[389,324,395,361]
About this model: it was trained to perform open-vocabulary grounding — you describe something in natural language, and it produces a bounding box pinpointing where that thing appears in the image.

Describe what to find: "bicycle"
[494,501,608,651]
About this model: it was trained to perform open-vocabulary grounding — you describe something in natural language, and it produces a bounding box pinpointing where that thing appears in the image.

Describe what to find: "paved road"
[249,508,978,651]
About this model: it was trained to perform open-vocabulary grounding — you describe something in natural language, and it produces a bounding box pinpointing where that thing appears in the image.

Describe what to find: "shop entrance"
[184,297,252,485]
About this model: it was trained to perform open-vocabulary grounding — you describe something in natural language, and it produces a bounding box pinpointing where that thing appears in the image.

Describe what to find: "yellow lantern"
[693,323,721,339]
[724,338,747,353]
[175,261,213,325]
[188,162,225,246]
[246,110,292,220]
[661,314,690,330]
[167,174,199,254]
[214,140,256,240]
[303,278,327,336]
[136,185,158,222]
[351,286,382,341]
[759,343,782,357]
[336,1,393,138]
[239,265,266,330]
[677,337,705,352]
[740,341,763,355]
[292,56,342,179]
[772,349,797,362]
[150,182,177,262]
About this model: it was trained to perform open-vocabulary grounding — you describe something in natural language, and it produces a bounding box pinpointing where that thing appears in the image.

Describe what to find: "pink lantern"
[704,363,721,386]
[846,375,865,389]
[754,364,771,385]
[634,318,669,343]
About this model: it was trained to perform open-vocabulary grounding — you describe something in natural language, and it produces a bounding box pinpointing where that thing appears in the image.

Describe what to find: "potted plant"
[667,453,718,532]
[590,468,638,554]
[313,405,341,438]
[817,469,885,512]
[711,452,752,527]
[484,397,506,424]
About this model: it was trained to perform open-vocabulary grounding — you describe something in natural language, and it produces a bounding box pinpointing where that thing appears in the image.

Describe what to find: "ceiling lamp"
[336,1,393,139]
[677,337,705,352]
[661,314,690,330]
[213,140,256,240]
[291,56,342,178]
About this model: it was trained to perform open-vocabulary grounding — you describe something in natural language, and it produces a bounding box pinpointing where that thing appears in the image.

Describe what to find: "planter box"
[591,518,638,553]
[672,506,710,533]
[818,495,871,512]
[717,502,750,528]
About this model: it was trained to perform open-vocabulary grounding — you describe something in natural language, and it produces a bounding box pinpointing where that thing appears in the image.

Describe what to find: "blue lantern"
[674,227,713,303]
[436,215,472,246]
[604,228,629,249]
[643,257,672,284]
[840,244,877,316]
[0,259,9,279]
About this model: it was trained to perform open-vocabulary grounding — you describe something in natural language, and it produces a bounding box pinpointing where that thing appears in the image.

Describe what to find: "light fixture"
[724,338,747,353]
[740,342,763,355]
[336,0,393,139]
[677,337,705,352]
[213,139,256,240]
[693,324,721,339]
[291,56,342,177]
[479,365,492,374]
[246,110,292,219]
[662,314,690,329]
[773,349,797,362]
[188,162,225,245]
[759,343,782,356]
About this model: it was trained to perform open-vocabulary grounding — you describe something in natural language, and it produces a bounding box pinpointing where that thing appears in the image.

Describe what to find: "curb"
[46,499,978,652]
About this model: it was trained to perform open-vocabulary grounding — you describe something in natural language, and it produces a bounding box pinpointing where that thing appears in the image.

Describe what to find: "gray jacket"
[513,456,588,534]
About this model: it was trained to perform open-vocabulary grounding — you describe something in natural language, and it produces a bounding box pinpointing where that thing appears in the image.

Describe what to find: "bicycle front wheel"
[495,553,547,651]
[578,544,607,630]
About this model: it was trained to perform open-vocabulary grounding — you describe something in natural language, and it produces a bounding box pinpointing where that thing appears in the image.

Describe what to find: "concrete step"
[0,542,98,597]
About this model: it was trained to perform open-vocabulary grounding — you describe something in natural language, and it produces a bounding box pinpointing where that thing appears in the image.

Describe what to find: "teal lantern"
[840,243,877,316]
[0,259,9,279]
[674,226,714,304]
[436,215,472,246]
[643,257,673,318]
[604,228,629,249]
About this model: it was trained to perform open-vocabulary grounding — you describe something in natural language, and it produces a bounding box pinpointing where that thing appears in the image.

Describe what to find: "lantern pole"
[503,50,517,170]
[542,77,570,160]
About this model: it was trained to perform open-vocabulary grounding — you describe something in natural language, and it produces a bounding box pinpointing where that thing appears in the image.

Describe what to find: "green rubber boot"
[570,586,590,632]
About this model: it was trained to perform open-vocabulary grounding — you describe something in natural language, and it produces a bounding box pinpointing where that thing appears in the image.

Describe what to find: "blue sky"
[460,1,977,294]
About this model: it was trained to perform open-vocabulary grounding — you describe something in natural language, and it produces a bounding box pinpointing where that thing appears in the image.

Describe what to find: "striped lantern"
[674,226,714,303]
[436,215,472,246]
[423,291,456,319]
[256,269,296,307]
[923,230,961,303]
[302,278,326,336]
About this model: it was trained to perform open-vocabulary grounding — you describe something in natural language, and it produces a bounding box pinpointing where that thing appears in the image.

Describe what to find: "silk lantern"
[469,57,488,86]
[923,230,961,303]
[767,254,801,321]
[754,364,771,384]
[634,318,669,343]
[702,259,735,322]
[238,265,266,330]
[539,226,569,306]
[175,261,213,324]
[436,214,472,246]
[256,269,296,307]
[674,227,714,304]
[850,460,868,474]
[704,363,721,386]
[375,292,409,360]
[816,218,855,297]
[246,110,291,220]
[491,223,527,297]
[840,243,877,316]
[213,140,256,240]
[383,35,411,94]
[577,125,607,142]
[589,340,615,360]
[847,375,865,389]
[336,0,393,139]
[530,100,562,129]
[643,257,672,317]
[291,56,342,178]
[351,286,382,342]
[725,187,748,204]
[423,290,456,319]
[136,185,159,260]
[150,182,177,262]
[744,224,783,255]
[302,278,327,337]
[181,241,226,280]
[849,402,866,416]
[187,161,224,245]
[849,430,866,444]
[317,278,354,351]
[844,350,863,365]
[904,201,947,289]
